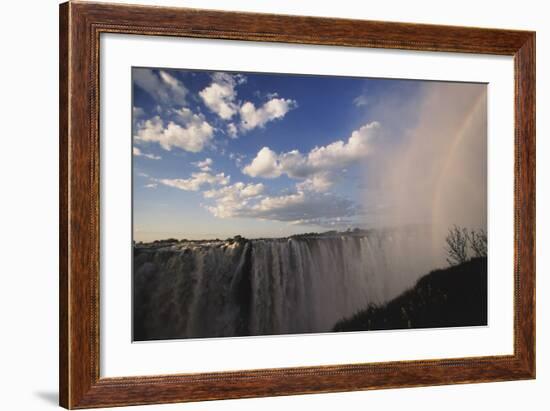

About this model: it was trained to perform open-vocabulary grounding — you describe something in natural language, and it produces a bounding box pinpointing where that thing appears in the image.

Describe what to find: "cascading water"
[133,228,440,341]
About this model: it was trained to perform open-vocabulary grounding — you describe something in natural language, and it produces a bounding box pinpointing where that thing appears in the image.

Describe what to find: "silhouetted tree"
[445,225,469,265]
[469,229,487,257]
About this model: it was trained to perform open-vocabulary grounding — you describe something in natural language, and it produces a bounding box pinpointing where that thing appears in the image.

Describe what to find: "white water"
[133,229,440,340]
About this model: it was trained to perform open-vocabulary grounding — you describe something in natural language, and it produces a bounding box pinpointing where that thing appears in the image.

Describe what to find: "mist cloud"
[360,82,487,260]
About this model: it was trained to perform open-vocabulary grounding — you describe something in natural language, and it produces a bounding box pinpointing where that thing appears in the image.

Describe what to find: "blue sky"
[132,67,483,242]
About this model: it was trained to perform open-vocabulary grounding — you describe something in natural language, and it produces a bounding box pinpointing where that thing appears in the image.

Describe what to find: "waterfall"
[133,229,440,341]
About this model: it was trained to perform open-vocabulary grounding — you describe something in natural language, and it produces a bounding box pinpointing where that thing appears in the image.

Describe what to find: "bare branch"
[445,225,469,266]
[469,229,487,257]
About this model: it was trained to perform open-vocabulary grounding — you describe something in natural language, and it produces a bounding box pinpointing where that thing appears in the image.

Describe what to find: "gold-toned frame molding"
[60,1,535,408]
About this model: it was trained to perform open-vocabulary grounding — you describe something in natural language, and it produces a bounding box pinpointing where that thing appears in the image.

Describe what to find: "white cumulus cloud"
[203,182,265,218]
[134,109,214,152]
[242,121,381,189]
[242,147,282,178]
[158,172,230,192]
[240,98,297,131]
[199,73,243,120]
[198,72,296,136]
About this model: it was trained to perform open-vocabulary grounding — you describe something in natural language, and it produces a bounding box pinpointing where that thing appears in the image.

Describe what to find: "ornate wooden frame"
[59,1,535,408]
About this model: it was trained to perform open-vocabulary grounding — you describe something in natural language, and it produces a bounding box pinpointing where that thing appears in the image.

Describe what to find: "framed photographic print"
[59,1,535,409]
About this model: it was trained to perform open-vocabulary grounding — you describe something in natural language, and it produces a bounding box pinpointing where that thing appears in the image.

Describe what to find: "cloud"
[239,98,297,131]
[229,152,246,167]
[199,169,358,223]
[158,172,230,192]
[227,123,238,138]
[306,122,380,168]
[353,95,369,107]
[242,121,381,189]
[193,158,213,172]
[144,183,158,189]
[242,147,282,178]
[199,73,244,120]
[133,147,161,160]
[133,106,145,118]
[133,68,188,106]
[134,109,214,152]
[251,191,358,222]
[198,72,295,135]
[288,216,355,228]
[203,183,358,223]
[295,173,333,193]
[203,182,265,218]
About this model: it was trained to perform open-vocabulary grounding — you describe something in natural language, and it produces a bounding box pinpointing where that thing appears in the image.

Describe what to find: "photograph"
[132,67,488,341]
[49,1,539,408]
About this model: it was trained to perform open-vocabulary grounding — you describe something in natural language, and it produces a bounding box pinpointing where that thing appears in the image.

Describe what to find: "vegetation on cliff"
[333,256,487,332]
